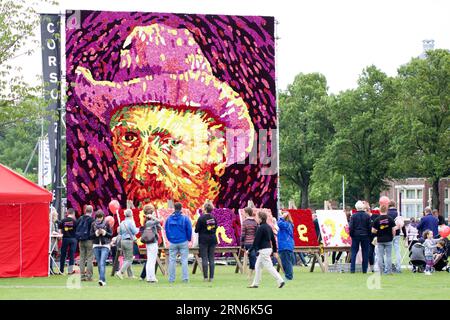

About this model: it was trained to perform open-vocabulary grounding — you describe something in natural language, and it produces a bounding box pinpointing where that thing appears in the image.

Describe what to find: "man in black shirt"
[195,203,218,282]
[372,205,397,275]
[248,211,285,289]
[59,208,78,274]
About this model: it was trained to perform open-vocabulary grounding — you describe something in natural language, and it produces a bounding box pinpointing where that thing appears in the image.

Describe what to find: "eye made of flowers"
[121,131,139,143]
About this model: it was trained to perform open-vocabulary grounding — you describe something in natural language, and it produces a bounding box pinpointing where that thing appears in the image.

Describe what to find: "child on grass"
[433,240,447,270]
[422,230,442,275]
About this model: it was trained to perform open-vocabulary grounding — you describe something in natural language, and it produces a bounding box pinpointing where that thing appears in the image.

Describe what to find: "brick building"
[380,178,450,221]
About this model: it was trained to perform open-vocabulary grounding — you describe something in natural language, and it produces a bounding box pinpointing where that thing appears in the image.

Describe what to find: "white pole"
[116,209,121,224]
[48,206,52,276]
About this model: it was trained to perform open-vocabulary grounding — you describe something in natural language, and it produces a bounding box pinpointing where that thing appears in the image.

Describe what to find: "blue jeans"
[60,237,77,273]
[279,250,295,280]
[296,252,308,266]
[391,235,402,272]
[377,241,393,274]
[244,244,257,270]
[94,246,110,282]
[425,256,434,272]
[168,241,189,282]
[369,242,376,267]
[350,236,370,273]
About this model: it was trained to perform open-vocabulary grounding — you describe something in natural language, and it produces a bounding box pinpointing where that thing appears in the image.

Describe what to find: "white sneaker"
[98,280,106,286]
[115,272,124,280]
[424,271,432,276]
[147,279,158,283]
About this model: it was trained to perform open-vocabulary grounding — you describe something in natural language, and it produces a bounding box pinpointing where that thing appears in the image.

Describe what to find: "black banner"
[40,14,61,213]
[0,300,432,319]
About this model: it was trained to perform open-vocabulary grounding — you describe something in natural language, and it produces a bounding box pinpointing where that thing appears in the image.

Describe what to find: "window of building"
[398,186,424,219]
[403,204,423,217]
[445,188,449,221]
[417,204,423,215]
[404,204,416,217]
[428,188,433,206]
[406,190,415,199]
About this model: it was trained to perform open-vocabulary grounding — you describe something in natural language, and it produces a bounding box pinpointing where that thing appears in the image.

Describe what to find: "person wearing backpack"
[58,208,78,275]
[140,205,162,283]
[165,202,192,283]
[115,209,139,279]
[195,203,218,282]
[76,205,94,281]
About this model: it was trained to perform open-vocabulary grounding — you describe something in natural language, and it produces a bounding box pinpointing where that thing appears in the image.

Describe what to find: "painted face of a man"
[110,105,227,211]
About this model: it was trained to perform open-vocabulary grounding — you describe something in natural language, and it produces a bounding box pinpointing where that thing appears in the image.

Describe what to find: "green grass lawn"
[0,262,449,300]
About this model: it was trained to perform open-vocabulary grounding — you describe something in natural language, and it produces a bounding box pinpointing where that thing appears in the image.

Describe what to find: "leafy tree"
[0,119,41,182]
[0,1,53,131]
[0,0,57,182]
[279,73,334,208]
[390,49,450,210]
[279,179,300,209]
[309,160,343,208]
[315,66,397,204]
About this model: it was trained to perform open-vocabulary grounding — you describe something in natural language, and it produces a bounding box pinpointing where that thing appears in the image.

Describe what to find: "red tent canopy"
[0,164,52,277]
[0,164,52,203]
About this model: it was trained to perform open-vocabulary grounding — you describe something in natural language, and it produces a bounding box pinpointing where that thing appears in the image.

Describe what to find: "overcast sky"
[16,0,450,94]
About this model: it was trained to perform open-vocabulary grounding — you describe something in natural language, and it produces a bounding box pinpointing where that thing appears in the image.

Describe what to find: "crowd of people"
[348,199,449,276]
[50,199,448,287]
[51,202,288,287]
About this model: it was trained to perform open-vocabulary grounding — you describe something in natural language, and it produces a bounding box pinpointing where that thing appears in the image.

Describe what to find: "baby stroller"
[433,238,449,272]
[409,240,426,273]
